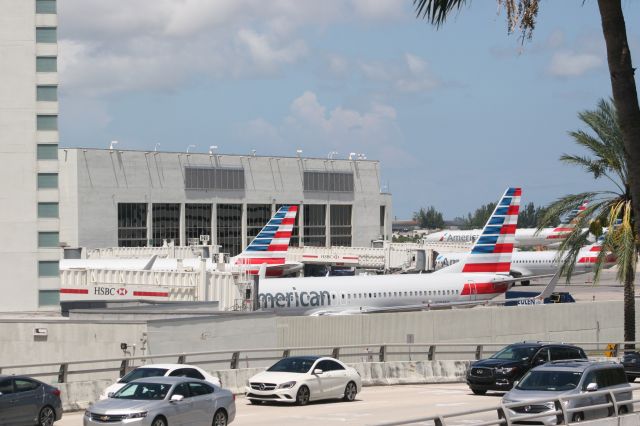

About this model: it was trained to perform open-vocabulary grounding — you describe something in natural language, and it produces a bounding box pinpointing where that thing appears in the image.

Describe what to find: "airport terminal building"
[59,149,392,255]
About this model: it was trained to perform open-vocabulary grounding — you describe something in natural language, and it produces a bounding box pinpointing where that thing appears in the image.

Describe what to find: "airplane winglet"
[142,255,158,271]
[534,269,561,301]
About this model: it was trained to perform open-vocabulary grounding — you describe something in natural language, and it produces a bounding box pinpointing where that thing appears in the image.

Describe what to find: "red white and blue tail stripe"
[234,205,298,269]
[440,187,521,274]
[547,200,588,239]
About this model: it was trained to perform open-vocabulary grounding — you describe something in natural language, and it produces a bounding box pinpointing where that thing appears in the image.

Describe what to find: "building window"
[184,167,245,190]
[38,290,59,306]
[37,85,57,102]
[303,204,326,247]
[38,260,59,277]
[36,0,56,14]
[38,202,58,218]
[380,205,386,236]
[38,231,59,247]
[35,27,57,43]
[37,144,58,160]
[330,205,352,246]
[37,173,57,189]
[36,56,57,72]
[304,171,354,192]
[152,203,180,246]
[185,204,212,244]
[37,114,57,131]
[118,203,147,247]
[276,204,300,247]
[217,204,242,256]
[246,204,271,246]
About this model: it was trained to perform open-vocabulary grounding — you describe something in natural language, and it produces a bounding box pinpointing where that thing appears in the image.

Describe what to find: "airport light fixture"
[186,144,196,153]
[109,140,118,150]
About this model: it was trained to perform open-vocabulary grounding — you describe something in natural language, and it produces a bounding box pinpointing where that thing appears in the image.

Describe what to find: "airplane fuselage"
[423,228,583,248]
[257,272,511,315]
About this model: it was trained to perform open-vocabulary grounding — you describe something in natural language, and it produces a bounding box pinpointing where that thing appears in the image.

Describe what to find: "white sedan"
[99,363,221,400]
[245,356,362,405]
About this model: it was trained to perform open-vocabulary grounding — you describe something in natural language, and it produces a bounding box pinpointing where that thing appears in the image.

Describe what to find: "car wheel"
[212,409,227,426]
[38,406,55,426]
[619,405,629,415]
[343,381,357,402]
[296,385,310,406]
[572,412,584,422]
[151,416,168,426]
[471,388,487,395]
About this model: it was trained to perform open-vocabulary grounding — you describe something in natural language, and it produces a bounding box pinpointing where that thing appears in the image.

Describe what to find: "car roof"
[129,376,206,384]
[534,360,619,372]
[508,342,582,349]
[283,356,322,362]
[132,364,200,370]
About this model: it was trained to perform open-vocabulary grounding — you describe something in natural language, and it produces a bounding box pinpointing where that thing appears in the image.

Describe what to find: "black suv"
[466,342,587,395]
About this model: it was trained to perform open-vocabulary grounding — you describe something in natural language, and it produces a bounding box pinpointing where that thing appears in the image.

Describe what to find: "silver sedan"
[83,376,235,426]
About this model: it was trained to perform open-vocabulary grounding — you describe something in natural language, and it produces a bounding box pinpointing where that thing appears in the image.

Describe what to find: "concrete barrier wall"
[275,300,633,353]
[59,360,471,411]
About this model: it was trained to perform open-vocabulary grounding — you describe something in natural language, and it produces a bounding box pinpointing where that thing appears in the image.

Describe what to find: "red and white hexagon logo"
[116,288,128,296]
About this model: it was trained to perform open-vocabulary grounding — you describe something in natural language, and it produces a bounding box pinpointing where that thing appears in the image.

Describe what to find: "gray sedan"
[0,375,63,426]
[84,376,235,426]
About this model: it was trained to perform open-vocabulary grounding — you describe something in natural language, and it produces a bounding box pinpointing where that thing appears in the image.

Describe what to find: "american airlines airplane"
[60,205,301,277]
[435,242,615,285]
[256,187,560,316]
[423,201,589,247]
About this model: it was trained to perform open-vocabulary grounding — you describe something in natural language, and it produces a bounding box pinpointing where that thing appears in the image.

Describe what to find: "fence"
[375,384,640,425]
[2,341,636,384]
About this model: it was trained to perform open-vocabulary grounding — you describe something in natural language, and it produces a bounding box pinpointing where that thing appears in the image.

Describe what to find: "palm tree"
[413,0,640,261]
[537,99,637,345]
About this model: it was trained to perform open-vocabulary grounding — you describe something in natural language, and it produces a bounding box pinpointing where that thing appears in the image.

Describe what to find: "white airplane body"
[423,201,589,248]
[61,206,301,277]
[435,244,615,279]
[257,187,559,316]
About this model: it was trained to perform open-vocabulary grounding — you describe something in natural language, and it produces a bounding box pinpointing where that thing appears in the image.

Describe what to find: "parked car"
[621,351,640,382]
[0,374,63,426]
[85,376,235,426]
[502,360,633,424]
[245,356,361,405]
[100,363,221,400]
[466,341,587,395]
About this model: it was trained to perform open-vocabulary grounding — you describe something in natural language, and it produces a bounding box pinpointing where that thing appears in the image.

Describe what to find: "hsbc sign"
[93,286,128,296]
[60,284,170,302]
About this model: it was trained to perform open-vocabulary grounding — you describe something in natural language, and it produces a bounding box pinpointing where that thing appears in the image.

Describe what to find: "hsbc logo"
[93,286,129,296]
[116,288,128,296]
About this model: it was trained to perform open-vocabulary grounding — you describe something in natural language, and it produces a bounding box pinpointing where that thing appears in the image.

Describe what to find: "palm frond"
[414,0,467,26]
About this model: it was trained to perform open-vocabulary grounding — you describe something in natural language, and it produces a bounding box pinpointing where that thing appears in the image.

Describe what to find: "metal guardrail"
[1,341,637,383]
[375,384,640,425]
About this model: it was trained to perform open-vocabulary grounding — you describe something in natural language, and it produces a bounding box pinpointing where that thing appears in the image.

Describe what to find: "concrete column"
[299,202,304,248]
[325,203,330,247]
[211,203,217,248]
[241,203,247,250]
[146,203,153,247]
[179,202,186,246]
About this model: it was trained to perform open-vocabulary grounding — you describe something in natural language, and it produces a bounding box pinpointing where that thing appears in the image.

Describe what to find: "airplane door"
[467,281,477,301]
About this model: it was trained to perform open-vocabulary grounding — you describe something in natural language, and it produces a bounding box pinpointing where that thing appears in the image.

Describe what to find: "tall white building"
[0,0,60,311]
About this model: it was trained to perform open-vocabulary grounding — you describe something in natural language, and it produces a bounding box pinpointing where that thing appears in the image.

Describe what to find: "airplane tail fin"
[548,200,589,239]
[438,187,521,274]
[234,205,298,268]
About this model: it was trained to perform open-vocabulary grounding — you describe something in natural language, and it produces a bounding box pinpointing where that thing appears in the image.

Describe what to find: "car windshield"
[491,346,538,361]
[112,382,171,400]
[516,371,582,391]
[267,358,315,374]
[119,368,169,384]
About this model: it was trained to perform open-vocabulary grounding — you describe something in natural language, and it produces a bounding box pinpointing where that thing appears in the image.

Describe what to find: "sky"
[57,0,640,219]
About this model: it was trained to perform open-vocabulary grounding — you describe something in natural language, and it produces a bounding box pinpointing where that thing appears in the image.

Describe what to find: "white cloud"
[58,0,410,96]
[548,51,603,77]
[236,91,415,166]
[357,53,441,93]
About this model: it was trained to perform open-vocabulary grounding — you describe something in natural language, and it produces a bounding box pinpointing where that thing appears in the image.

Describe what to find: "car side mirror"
[313,369,323,375]
[107,392,114,398]
[586,383,598,392]
[0,392,3,396]
[170,394,184,402]
[534,357,546,365]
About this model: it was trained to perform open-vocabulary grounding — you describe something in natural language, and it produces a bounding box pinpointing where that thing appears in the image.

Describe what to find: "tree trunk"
[597,0,640,344]
[624,264,636,349]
